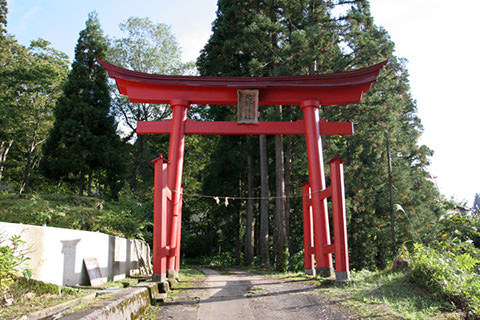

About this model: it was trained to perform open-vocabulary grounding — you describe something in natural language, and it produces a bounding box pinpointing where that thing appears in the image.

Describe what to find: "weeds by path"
[314,269,461,320]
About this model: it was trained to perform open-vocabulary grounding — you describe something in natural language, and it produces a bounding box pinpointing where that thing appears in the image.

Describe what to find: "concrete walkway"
[156,268,353,320]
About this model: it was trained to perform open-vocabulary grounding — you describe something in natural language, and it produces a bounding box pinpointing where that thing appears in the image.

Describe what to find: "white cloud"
[178,31,211,62]
[20,6,40,32]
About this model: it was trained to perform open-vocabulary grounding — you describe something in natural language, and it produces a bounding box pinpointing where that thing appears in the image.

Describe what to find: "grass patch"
[138,267,206,319]
[169,267,205,296]
[178,267,205,280]
[0,277,90,319]
[314,269,460,319]
[102,277,139,289]
[245,285,267,298]
[251,265,307,281]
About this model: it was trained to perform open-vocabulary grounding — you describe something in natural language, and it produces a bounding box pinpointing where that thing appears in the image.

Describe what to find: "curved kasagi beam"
[98,59,387,106]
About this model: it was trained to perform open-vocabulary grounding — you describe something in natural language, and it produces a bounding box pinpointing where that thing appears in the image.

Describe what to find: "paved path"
[156,268,352,320]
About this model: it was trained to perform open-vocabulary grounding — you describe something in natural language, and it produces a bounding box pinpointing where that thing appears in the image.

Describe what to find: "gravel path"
[157,268,353,320]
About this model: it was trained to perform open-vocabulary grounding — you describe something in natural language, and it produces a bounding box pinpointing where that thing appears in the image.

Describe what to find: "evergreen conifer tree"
[197,0,343,270]
[322,0,442,267]
[41,12,125,197]
[197,0,443,269]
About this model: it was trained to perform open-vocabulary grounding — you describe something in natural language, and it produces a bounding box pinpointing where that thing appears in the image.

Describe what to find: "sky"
[6,0,479,206]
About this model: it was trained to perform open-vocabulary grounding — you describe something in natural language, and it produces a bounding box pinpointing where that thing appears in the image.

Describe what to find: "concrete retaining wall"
[0,221,151,286]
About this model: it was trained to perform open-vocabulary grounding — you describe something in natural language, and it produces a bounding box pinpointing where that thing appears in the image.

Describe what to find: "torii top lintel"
[98,59,387,106]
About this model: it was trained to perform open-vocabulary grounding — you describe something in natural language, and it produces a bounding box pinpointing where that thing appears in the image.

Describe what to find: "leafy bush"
[0,193,152,242]
[0,234,31,299]
[200,251,236,267]
[399,211,480,318]
[403,242,480,318]
[10,277,59,296]
[436,211,480,251]
[289,249,304,272]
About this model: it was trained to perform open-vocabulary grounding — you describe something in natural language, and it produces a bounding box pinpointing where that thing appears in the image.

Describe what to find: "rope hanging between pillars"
[168,187,333,202]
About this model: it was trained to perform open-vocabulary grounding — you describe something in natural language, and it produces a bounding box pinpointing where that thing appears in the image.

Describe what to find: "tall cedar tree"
[197,0,260,266]
[197,0,443,270]
[198,0,292,268]
[41,12,125,197]
[197,0,343,270]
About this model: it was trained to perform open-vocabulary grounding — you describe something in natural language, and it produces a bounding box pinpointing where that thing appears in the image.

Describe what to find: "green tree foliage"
[0,0,7,36]
[473,193,480,216]
[196,0,345,269]
[196,0,444,270]
[196,0,264,265]
[107,17,190,192]
[0,0,23,185]
[12,40,69,193]
[321,0,442,268]
[41,12,125,198]
[0,1,69,192]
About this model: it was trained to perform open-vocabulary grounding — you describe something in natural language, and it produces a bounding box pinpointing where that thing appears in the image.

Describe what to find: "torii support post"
[328,155,350,281]
[174,187,183,277]
[301,100,333,277]
[152,154,168,283]
[166,100,189,282]
[302,184,315,275]
[301,155,350,281]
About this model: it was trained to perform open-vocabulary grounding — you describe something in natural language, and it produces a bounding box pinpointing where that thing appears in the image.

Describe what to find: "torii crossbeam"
[99,59,386,283]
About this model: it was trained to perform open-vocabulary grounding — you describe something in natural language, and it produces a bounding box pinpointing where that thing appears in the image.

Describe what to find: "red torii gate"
[99,59,386,283]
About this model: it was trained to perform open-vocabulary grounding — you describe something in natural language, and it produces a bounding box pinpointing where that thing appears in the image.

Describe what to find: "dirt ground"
[156,268,354,320]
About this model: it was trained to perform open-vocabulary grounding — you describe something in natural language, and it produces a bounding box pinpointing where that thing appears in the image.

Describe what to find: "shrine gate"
[99,59,386,283]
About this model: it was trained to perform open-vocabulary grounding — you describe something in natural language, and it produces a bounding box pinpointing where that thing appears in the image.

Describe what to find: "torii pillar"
[301,99,333,276]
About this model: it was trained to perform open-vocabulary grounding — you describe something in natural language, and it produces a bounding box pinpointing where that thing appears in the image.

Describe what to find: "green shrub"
[203,251,236,267]
[289,249,305,272]
[436,211,480,250]
[404,242,480,318]
[10,277,59,296]
[0,234,31,299]
[0,193,152,242]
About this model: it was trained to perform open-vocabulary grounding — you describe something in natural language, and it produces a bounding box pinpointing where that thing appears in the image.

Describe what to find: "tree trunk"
[244,152,255,265]
[0,140,13,183]
[131,134,145,191]
[79,170,85,196]
[87,169,93,196]
[386,134,396,254]
[235,178,243,265]
[274,105,288,271]
[236,207,243,265]
[19,119,41,194]
[259,134,270,266]
[284,135,293,245]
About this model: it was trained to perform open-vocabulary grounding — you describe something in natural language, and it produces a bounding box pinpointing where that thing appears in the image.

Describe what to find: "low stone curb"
[59,282,164,320]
